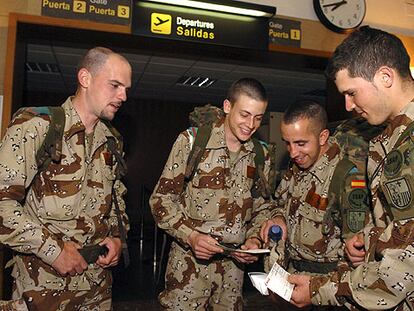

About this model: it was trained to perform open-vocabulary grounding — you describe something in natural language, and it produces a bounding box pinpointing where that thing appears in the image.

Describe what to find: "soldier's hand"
[260,217,288,244]
[288,274,312,308]
[345,233,365,267]
[52,241,88,276]
[187,231,223,260]
[96,237,122,268]
[231,238,260,264]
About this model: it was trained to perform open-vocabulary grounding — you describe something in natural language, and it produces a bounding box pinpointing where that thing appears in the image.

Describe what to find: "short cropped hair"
[283,100,328,133]
[77,46,127,75]
[227,78,268,104]
[325,26,412,82]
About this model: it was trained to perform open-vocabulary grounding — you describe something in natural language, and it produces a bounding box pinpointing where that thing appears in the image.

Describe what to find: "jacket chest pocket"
[293,202,328,251]
[38,161,85,221]
[191,166,226,190]
[186,198,220,221]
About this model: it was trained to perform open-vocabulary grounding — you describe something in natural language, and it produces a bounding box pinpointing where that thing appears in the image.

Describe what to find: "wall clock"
[313,0,366,33]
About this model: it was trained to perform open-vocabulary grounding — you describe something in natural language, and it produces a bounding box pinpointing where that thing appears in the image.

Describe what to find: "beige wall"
[271,15,347,54]
[273,15,414,64]
[0,0,40,95]
[245,0,414,37]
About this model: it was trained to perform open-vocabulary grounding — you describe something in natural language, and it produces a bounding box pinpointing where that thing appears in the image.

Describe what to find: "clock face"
[314,0,366,33]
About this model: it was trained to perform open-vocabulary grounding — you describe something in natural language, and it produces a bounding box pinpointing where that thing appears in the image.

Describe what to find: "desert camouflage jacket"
[310,101,414,310]
[270,139,370,267]
[150,118,273,247]
[0,97,128,290]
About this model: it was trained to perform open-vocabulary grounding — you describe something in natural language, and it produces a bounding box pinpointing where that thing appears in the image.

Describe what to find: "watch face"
[314,0,366,33]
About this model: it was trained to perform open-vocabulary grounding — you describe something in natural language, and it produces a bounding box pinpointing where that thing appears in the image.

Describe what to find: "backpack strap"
[395,120,414,147]
[184,125,211,181]
[106,137,127,179]
[102,123,129,267]
[328,157,356,201]
[251,138,271,199]
[34,106,65,172]
[322,157,358,235]
[103,120,127,178]
[109,169,130,268]
[252,138,264,172]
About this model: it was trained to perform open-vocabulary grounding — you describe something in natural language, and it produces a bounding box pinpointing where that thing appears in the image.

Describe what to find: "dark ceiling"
[19,22,328,113]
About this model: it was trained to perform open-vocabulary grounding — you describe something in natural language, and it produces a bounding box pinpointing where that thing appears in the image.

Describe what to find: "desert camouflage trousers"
[159,241,244,311]
[12,265,113,311]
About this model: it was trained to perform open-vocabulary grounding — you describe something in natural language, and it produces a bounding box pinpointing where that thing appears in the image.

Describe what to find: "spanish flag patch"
[351,180,366,188]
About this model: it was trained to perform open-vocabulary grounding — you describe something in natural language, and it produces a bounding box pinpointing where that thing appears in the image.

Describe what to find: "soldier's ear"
[223,99,232,114]
[376,66,393,88]
[78,68,91,88]
[319,128,330,146]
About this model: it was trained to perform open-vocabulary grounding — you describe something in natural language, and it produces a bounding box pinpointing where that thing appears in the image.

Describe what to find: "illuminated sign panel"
[132,1,269,50]
[269,18,301,48]
[41,0,131,25]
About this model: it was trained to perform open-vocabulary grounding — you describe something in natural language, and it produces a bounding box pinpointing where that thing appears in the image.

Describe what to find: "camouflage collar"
[389,100,414,131]
[62,97,85,140]
[206,120,255,154]
[292,139,340,182]
[61,97,117,143]
[379,101,414,149]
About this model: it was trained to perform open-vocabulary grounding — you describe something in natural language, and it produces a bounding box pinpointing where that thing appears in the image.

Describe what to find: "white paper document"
[264,262,294,301]
[248,272,269,296]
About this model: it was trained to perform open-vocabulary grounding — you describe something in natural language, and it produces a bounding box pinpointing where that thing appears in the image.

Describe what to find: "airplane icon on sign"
[154,16,170,26]
[151,13,172,35]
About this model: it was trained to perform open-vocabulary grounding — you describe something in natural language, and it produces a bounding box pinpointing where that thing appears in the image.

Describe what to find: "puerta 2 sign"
[41,0,131,25]
[132,1,270,50]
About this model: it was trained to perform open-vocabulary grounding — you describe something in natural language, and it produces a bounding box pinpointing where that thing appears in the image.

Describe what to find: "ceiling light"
[143,0,276,17]
[177,76,217,88]
[25,62,59,73]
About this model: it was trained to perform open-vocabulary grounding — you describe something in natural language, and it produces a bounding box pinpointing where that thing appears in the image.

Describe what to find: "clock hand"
[323,0,347,11]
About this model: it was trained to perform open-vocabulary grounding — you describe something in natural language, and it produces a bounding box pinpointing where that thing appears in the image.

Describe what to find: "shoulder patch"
[13,107,52,119]
[410,128,414,141]
[351,179,366,188]
[348,166,359,174]
[25,106,52,115]
[10,106,53,127]
[258,139,268,151]
[187,126,198,138]
[346,188,368,232]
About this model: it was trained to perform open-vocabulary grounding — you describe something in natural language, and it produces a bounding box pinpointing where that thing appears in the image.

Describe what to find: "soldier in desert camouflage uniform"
[289,26,414,311]
[260,100,369,311]
[0,47,131,310]
[150,78,272,310]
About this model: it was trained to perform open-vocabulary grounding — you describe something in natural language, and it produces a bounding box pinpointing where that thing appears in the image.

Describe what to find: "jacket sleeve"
[149,131,195,246]
[310,222,414,310]
[0,112,64,265]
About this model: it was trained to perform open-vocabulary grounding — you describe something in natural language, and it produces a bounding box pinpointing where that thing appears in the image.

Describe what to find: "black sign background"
[269,17,301,48]
[132,1,269,50]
